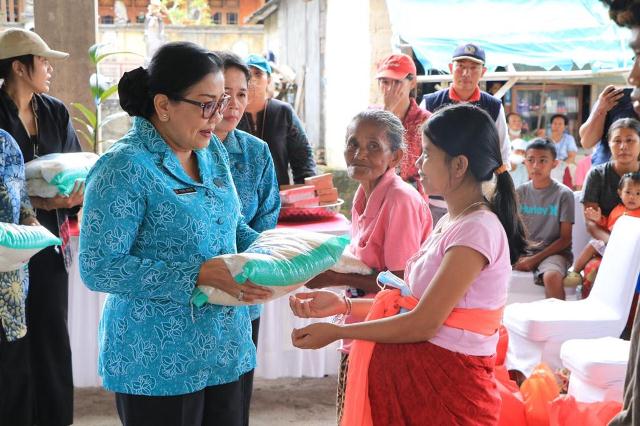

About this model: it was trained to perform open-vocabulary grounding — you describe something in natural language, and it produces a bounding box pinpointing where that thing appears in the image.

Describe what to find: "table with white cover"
[68,215,350,386]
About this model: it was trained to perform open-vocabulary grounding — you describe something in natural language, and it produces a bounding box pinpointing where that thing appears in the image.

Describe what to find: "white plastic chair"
[560,337,630,403]
[505,216,640,376]
[571,191,589,262]
[506,191,587,305]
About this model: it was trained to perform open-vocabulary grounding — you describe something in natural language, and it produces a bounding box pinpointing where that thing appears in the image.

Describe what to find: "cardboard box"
[304,173,334,190]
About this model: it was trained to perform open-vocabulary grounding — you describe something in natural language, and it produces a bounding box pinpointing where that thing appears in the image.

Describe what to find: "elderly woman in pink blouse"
[305,109,432,421]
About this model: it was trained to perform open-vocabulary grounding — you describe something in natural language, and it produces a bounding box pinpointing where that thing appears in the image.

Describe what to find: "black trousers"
[240,317,260,426]
[116,380,244,426]
[0,327,33,426]
[26,246,73,426]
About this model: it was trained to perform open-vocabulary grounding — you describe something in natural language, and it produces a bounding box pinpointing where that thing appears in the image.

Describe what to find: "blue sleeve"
[567,135,578,153]
[79,150,200,305]
[236,219,259,253]
[248,144,281,232]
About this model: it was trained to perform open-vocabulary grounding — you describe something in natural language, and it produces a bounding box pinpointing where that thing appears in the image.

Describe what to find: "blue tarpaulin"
[386,0,633,72]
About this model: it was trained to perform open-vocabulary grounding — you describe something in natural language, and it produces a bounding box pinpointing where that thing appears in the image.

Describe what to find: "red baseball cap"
[375,53,416,80]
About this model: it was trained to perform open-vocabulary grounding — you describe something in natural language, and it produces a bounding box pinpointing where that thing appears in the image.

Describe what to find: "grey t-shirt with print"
[517,179,575,258]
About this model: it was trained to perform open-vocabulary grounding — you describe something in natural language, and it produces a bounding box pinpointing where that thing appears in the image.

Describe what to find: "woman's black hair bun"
[118,66,151,117]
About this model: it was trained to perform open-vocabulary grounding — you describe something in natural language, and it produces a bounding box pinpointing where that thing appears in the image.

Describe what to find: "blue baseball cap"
[246,54,272,75]
[452,43,486,65]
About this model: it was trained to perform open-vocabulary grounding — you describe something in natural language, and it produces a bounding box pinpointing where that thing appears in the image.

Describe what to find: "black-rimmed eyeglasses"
[175,94,231,119]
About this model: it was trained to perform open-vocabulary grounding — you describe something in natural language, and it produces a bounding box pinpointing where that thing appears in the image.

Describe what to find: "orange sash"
[341,289,504,426]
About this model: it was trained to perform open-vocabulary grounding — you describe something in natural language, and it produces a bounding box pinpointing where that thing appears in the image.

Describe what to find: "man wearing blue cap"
[422,43,510,167]
[238,54,316,186]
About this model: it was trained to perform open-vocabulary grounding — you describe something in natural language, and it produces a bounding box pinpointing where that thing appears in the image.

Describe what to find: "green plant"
[71,43,141,153]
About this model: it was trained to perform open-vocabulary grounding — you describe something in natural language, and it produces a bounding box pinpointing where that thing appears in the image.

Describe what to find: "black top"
[0,89,81,236]
[581,161,622,217]
[237,98,316,186]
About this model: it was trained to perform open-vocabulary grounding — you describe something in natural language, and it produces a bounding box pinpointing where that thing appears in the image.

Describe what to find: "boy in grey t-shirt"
[515,138,575,300]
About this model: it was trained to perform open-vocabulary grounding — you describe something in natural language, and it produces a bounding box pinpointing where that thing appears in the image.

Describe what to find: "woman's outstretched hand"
[292,323,341,350]
[288,290,346,319]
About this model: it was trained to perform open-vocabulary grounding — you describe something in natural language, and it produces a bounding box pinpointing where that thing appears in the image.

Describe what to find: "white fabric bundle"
[26,152,99,197]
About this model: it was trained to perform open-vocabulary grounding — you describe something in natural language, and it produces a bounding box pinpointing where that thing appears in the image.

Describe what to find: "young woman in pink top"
[290,104,528,425]
[305,109,432,421]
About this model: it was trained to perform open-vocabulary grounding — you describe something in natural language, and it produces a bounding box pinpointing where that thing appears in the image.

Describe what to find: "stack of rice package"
[25,152,99,197]
[304,173,339,204]
[278,173,340,208]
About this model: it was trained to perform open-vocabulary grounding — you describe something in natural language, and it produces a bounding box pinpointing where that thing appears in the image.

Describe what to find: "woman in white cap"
[0,28,83,426]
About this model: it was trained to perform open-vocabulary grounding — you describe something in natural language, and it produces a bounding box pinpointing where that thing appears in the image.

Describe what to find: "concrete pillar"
[34,0,97,151]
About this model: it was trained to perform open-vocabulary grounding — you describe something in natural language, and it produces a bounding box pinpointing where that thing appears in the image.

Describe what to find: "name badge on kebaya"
[173,187,196,195]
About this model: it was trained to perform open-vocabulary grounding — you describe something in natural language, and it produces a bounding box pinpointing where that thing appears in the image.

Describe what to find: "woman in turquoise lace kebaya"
[79,43,272,426]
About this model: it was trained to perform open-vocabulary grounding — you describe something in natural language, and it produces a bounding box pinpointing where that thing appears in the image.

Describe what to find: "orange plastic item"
[549,395,622,426]
[520,363,561,426]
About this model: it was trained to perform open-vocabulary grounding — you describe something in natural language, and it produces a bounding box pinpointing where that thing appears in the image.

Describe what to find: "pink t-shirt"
[341,168,432,353]
[406,209,510,356]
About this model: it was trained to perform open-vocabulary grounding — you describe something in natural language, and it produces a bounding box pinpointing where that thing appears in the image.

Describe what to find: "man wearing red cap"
[375,53,431,196]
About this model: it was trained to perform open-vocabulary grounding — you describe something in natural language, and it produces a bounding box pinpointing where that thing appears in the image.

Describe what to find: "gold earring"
[162,115,169,121]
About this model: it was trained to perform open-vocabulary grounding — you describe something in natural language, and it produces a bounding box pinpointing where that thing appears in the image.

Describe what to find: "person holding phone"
[580,85,638,166]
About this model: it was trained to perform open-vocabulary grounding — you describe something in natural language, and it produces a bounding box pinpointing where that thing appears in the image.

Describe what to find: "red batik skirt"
[368,340,500,426]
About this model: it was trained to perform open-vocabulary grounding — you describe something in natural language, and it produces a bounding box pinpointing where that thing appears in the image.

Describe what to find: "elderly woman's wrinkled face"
[344,120,401,186]
[164,71,224,151]
[609,126,640,166]
[216,67,249,135]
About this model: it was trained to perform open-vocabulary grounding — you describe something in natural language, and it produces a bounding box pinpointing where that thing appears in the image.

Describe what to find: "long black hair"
[423,103,528,264]
[118,42,222,119]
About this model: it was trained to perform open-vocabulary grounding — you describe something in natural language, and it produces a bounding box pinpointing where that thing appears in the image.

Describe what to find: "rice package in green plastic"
[0,223,62,272]
[193,229,349,306]
[25,152,98,196]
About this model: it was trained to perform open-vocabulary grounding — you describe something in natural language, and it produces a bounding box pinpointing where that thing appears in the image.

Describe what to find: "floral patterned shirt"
[0,129,36,342]
[79,117,259,395]
[219,129,280,320]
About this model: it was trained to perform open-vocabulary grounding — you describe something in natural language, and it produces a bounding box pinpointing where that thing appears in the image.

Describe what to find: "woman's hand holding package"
[31,181,85,211]
[198,257,273,303]
[289,290,346,319]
